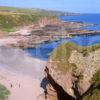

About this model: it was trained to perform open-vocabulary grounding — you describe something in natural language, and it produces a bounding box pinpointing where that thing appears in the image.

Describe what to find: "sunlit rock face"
[45,42,100,100]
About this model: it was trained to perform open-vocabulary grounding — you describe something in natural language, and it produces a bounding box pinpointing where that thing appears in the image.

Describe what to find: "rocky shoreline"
[0,18,99,49]
[0,17,100,100]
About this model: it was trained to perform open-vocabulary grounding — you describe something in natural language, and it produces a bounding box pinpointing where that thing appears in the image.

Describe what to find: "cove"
[25,34,100,61]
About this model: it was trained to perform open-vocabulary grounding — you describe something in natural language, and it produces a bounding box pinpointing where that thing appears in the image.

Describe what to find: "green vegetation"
[0,84,10,100]
[0,6,55,32]
[0,6,60,16]
[82,88,100,100]
[2,27,16,32]
[0,13,43,31]
[82,70,100,100]
[51,42,100,73]
[92,70,100,86]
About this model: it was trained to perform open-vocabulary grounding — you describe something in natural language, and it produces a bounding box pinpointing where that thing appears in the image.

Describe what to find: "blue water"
[60,14,100,30]
[69,34,100,46]
[25,39,67,60]
[26,14,100,60]
[26,34,100,60]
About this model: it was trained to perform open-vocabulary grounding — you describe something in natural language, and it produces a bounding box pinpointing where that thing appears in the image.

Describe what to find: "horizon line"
[0,5,100,14]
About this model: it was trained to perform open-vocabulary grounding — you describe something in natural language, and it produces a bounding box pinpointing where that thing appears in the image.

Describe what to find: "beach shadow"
[40,76,49,98]
[41,77,49,90]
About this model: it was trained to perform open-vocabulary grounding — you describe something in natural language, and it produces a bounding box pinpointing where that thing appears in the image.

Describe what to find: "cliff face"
[45,42,100,100]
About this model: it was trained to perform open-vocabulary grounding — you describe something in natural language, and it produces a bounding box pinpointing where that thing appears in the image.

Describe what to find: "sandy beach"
[0,37,20,46]
[0,46,47,100]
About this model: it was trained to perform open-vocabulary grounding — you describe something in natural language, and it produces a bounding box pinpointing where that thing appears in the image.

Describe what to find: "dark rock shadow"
[41,77,49,91]
[40,76,49,98]
[43,66,99,100]
[45,67,76,100]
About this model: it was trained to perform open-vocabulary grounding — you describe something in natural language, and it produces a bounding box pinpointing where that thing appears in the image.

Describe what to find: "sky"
[0,0,100,13]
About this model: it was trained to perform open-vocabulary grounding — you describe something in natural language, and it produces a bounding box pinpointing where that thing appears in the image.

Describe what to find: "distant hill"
[0,6,79,16]
[0,6,55,32]
[0,6,79,32]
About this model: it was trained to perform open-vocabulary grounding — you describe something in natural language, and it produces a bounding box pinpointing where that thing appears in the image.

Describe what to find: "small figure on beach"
[10,83,13,88]
[19,84,20,88]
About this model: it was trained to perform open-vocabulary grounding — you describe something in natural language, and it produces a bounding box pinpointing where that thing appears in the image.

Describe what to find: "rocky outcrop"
[45,42,100,100]
[45,67,75,100]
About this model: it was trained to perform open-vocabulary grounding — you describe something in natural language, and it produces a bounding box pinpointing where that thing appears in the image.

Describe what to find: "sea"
[26,14,100,60]
[60,14,100,31]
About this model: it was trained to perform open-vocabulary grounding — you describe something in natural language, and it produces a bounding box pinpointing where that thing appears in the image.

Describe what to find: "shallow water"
[26,14,100,60]
[26,34,100,60]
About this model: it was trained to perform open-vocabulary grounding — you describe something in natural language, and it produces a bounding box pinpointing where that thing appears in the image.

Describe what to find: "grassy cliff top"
[0,6,58,16]
[0,6,56,32]
[51,42,100,72]
[50,42,100,100]
[0,13,43,32]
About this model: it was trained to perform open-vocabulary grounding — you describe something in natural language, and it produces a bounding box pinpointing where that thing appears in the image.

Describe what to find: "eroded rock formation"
[45,42,100,100]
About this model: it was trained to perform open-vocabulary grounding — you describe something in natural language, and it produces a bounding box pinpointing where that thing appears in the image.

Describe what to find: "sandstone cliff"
[45,42,100,100]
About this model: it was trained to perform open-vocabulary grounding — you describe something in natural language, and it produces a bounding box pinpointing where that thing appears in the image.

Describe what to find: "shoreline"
[0,46,47,78]
[0,16,100,49]
[0,46,47,100]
